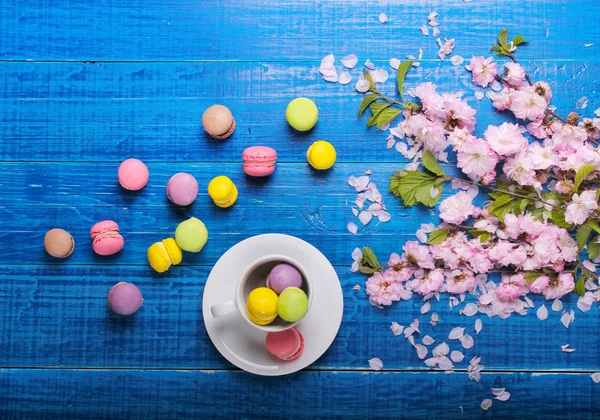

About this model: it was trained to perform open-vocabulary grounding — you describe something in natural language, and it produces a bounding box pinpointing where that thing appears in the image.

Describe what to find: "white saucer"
[202,234,344,376]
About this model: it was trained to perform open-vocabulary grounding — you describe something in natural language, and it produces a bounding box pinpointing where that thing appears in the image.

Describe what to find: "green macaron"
[285,98,318,131]
[175,217,208,252]
[277,287,308,322]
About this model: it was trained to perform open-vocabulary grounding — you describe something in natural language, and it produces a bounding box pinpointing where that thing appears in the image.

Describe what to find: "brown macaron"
[44,228,75,258]
[202,105,236,139]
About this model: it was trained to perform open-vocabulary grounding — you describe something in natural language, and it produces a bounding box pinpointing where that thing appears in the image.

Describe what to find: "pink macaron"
[166,173,199,206]
[90,220,124,256]
[118,158,149,191]
[108,282,143,315]
[242,146,277,177]
[265,328,304,361]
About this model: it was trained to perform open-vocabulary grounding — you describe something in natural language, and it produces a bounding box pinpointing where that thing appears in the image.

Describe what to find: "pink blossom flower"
[442,94,477,133]
[366,270,411,307]
[532,81,552,102]
[401,114,448,154]
[466,56,498,87]
[526,119,549,139]
[439,191,475,225]
[556,228,578,262]
[565,190,598,225]
[484,122,528,156]
[387,253,415,282]
[510,87,548,121]
[457,138,500,181]
[541,272,575,300]
[503,62,527,88]
[494,282,526,301]
[488,242,528,267]
[551,123,589,151]
[503,151,537,186]
[402,241,435,269]
[489,88,514,111]
[447,128,476,152]
[527,142,555,169]
[446,270,477,294]
[529,275,550,294]
[409,269,445,295]
[555,180,574,194]
[468,252,494,274]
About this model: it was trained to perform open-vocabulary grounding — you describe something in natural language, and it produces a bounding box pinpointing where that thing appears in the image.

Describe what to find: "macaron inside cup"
[306,140,336,170]
[44,228,75,258]
[286,97,318,131]
[175,217,208,252]
[90,220,124,256]
[166,173,199,206]
[118,158,149,191]
[266,328,304,361]
[277,287,309,323]
[208,176,238,208]
[242,146,277,177]
[267,263,302,294]
[147,238,182,273]
[107,282,143,315]
[202,105,236,139]
[246,287,279,326]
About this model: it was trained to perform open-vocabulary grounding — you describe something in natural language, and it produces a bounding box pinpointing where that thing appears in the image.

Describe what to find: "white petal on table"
[449,327,465,340]
[378,12,388,23]
[537,304,548,320]
[591,372,600,383]
[450,350,464,363]
[481,399,492,411]
[552,299,563,312]
[474,319,482,335]
[365,59,375,70]
[355,78,370,93]
[368,357,383,371]
[347,222,358,235]
[389,58,400,69]
[462,303,478,316]
[341,53,358,69]
[422,335,435,345]
[460,334,474,349]
[338,71,352,85]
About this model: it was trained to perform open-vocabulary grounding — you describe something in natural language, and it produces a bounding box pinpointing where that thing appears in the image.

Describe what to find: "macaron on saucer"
[202,234,343,376]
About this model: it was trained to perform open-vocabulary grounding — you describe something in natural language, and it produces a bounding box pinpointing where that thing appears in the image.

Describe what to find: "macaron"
[44,228,75,258]
[242,146,277,177]
[90,220,124,256]
[208,176,238,208]
[267,263,303,294]
[166,173,199,206]
[147,238,182,273]
[175,217,208,252]
[306,140,336,170]
[277,287,308,323]
[107,282,143,315]
[246,287,279,325]
[202,105,236,139]
[118,158,149,191]
[266,328,304,361]
[286,97,318,131]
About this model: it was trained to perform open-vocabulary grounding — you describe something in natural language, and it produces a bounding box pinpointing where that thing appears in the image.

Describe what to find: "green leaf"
[364,71,376,91]
[574,163,596,192]
[490,45,502,52]
[576,223,593,250]
[358,94,381,118]
[488,194,515,222]
[396,60,413,99]
[588,241,600,260]
[427,227,449,245]
[574,276,586,297]
[389,171,445,207]
[498,28,509,48]
[358,266,380,275]
[468,229,491,242]
[523,272,546,283]
[366,103,392,127]
[421,150,444,176]
[516,198,530,214]
[360,246,380,269]
[375,107,402,129]
[512,35,526,46]
[549,210,571,228]
[588,220,600,235]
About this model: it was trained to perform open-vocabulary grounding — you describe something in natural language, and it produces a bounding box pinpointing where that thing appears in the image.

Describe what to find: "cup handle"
[211,299,238,318]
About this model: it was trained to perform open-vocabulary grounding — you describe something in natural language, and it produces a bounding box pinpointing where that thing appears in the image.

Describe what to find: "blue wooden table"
[1,0,600,418]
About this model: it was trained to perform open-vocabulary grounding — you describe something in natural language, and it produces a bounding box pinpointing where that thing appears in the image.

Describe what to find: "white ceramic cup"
[210,254,313,332]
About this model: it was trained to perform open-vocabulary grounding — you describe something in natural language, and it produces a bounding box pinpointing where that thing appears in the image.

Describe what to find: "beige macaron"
[202,105,236,139]
[44,228,75,258]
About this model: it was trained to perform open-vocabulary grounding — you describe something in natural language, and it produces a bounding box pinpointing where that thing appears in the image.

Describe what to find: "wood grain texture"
[1,369,599,419]
[1,0,599,61]
[0,61,597,162]
[0,264,598,370]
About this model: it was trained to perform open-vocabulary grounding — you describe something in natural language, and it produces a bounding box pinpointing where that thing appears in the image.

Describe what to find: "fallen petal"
[390,322,404,336]
[462,303,478,316]
[552,299,563,312]
[437,356,454,370]
[368,357,383,371]
[347,222,358,235]
[449,327,465,340]
[351,247,362,261]
[351,207,359,217]
[460,334,474,349]
[355,78,370,93]
[591,372,600,383]
[379,12,388,23]
[341,53,358,69]
[319,54,335,70]
[422,335,435,345]
[352,284,361,291]
[365,59,375,70]
[450,350,465,363]
[450,55,464,66]
[415,344,428,360]
[378,211,391,222]
[421,301,431,314]
[420,25,429,36]
[371,68,389,83]
[433,342,450,356]
[537,305,548,321]
[475,319,482,335]
[338,71,352,85]
[481,399,492,411]
[495,392,511,402]
[390,58,400,69]
[491,388,506,396]
[359,211,373,225]
[560,311,571,328]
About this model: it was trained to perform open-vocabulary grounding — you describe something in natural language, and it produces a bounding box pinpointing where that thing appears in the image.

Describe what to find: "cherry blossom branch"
[545,109,568,124]
[495,74,516,89]
[508,55,533,86]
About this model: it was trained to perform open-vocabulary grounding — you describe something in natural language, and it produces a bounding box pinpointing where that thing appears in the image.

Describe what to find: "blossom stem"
[495,75,515,89]
[545,109,568,124]
[443,175,561,210]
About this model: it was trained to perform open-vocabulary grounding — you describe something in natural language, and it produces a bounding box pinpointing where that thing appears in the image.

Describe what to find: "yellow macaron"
[208,176,238,208]
[147,238,183,273]
[246,287,278,325]
[306,140,336,170]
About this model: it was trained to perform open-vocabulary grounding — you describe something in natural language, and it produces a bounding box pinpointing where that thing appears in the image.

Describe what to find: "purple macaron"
[108,282,143,315]
[267,263,303,294]
[166,172,199,206]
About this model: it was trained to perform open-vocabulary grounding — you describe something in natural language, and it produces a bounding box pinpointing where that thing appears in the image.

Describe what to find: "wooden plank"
[0,264,598,370]
[0,61,597,162]
[1,0,599,61]
[1,369,599,418]
[1,161,486,267]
